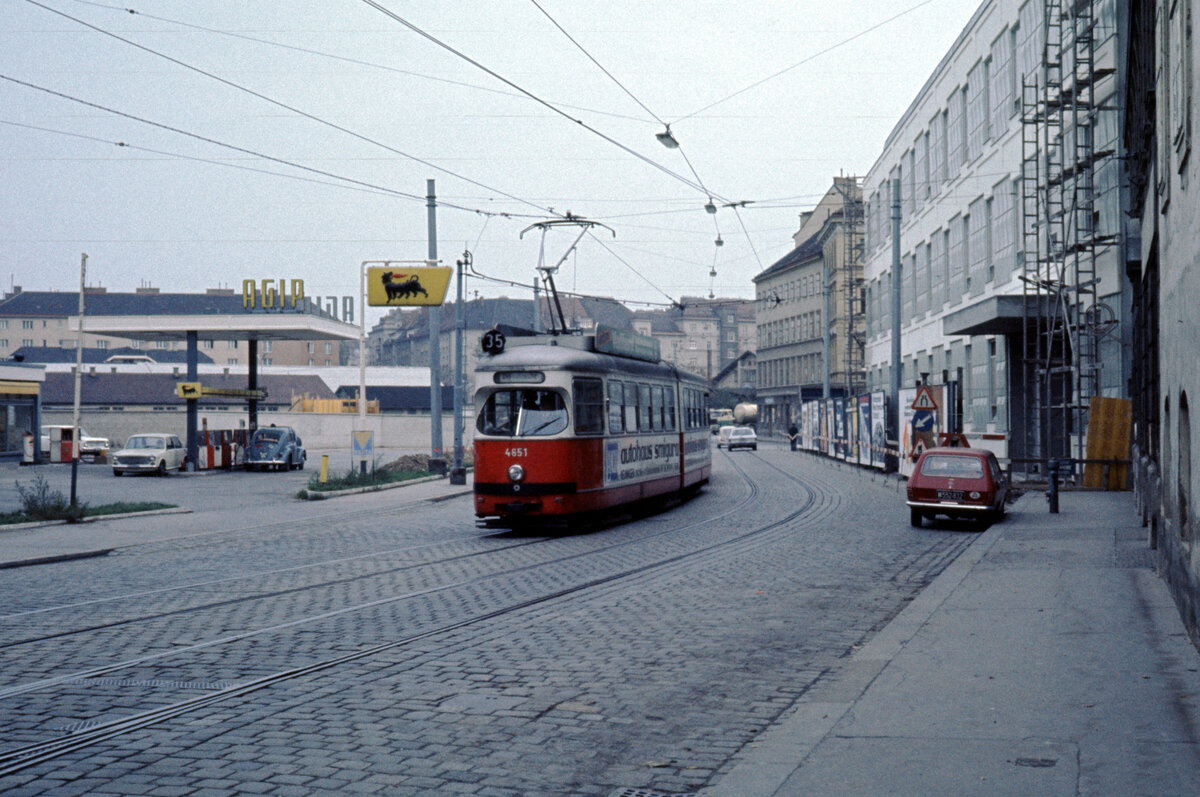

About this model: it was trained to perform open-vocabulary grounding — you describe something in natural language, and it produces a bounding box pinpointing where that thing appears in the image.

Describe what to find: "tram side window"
[608,380,625,433]
[624,382,639,432]
[650,385,664,431]
[573,378,605,435]
[476,389,568,437]
[638,383,651,431]
[666,387,676,431]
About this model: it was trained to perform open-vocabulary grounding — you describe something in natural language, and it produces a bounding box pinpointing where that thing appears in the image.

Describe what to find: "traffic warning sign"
[911,386,938,411]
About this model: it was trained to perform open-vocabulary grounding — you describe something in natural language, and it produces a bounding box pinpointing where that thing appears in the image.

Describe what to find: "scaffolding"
[1020,0,1119,472]
[834,177,866,398]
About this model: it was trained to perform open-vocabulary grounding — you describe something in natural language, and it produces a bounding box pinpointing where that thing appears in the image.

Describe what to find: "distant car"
[726,426,758,451]
[716,425,736,449]
[245,426,306,472]
[40,425,111,459]
[111,434,186,476]
[906,447,1009,527]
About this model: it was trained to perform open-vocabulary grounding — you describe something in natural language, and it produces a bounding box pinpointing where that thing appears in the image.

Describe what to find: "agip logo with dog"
[366,266,452,306]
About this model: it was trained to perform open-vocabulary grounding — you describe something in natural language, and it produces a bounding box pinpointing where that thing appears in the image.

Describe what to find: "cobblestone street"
[0,451,976,795]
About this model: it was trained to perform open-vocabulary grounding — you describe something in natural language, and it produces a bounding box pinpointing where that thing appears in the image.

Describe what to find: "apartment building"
[753,177,865,432]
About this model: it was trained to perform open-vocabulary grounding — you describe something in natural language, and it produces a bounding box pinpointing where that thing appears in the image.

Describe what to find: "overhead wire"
[0,76,539,219]
[527,0,728,287]
[356,0,732,204]
[64,0,652,124]
[671,0,938,124]
[23,0,564,220]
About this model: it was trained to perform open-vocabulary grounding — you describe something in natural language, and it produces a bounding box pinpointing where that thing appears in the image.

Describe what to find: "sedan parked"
[245,426,306,472]
[906,447,1009,527]
[112,434,187,476]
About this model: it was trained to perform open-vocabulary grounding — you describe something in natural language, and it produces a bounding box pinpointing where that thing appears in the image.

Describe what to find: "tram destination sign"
[594,324,660,363]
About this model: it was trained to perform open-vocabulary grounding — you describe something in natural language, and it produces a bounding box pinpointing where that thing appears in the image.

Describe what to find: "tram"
[472,324,712,527]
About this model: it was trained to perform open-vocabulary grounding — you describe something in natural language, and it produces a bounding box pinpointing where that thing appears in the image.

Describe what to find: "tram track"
[0,453,819,777]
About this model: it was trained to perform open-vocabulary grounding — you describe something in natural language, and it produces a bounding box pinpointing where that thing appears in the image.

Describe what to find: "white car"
[40,425,111,458]
[726,426,758,451]
[111,434,187,476]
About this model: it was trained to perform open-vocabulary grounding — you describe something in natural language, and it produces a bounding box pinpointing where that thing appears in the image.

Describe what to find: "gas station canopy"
[73,314,359,342]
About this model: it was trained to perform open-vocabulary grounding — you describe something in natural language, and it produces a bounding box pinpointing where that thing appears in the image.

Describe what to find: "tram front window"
[477,389,568,437]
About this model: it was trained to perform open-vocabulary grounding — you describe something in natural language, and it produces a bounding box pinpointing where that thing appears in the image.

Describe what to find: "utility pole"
[890,177,902,471]
[70,253,86,512]
[450,249,469,485]
[427,179,443,469]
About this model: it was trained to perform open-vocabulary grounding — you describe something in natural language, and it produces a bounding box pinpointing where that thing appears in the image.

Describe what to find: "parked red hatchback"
[906,447,1009,527]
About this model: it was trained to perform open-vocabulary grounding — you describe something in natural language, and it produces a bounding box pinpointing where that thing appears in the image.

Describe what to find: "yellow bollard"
[320,454,329,484]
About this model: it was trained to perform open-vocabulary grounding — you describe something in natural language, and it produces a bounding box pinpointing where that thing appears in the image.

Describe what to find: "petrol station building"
[74,310,360,469]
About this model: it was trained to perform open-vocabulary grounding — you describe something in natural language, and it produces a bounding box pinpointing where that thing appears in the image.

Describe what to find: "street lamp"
[655,125,679,149]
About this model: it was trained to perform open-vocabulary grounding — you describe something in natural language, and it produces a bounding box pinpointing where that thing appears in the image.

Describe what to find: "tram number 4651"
[505,448,528,457]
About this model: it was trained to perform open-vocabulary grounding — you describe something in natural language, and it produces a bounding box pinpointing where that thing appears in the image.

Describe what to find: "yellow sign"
[367,266,452,306]
[242,279,305,310]
[176,382,268,400]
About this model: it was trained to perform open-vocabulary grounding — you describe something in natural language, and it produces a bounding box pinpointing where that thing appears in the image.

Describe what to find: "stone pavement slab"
[705,491,1200,796]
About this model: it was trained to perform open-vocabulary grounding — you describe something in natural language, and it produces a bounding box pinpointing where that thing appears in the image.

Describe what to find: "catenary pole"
[70,253,86,510]
[890,177,902,470]
[427,180,443,465]
[450,249,468,484]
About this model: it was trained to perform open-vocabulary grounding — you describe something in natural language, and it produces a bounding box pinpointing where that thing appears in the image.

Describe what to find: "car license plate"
[936,490,964,500]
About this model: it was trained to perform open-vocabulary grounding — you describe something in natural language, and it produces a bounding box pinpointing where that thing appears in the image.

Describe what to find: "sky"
[1,0,981,329]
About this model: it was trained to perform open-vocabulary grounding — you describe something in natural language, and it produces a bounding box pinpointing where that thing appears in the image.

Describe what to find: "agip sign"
[366,266,452,307]
[243,279,305,310]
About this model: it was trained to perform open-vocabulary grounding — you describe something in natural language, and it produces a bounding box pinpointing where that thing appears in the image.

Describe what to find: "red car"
[906,447,1009,527]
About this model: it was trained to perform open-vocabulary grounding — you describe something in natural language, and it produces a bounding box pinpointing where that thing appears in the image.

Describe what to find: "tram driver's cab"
[477,388,569,437]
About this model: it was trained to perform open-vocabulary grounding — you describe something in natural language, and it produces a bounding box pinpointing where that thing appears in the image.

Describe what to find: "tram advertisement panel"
[604,433,681,487]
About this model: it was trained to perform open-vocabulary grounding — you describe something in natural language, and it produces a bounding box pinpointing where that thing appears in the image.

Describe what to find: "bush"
[15,474,86,522]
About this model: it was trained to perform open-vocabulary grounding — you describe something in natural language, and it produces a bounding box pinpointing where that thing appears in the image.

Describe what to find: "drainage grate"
[609,789,685,797]
[1014,757,1058,768]
[66,677,235,691]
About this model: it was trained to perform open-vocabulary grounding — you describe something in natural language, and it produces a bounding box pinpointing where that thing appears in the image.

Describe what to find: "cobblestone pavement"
[0,451,978,796]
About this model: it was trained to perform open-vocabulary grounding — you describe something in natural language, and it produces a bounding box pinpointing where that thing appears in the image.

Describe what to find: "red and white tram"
[473,325,711,526]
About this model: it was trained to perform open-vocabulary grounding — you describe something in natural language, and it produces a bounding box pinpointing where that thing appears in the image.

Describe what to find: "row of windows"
[865,179,1019,338]
[607,379,677,434]
[865,2,1049,252]
[759,353,826,390]
[756,272,825,309]
[760,311,824,349]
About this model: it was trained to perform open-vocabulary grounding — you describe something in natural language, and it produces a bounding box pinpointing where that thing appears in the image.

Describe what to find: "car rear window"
[919,455,984,479]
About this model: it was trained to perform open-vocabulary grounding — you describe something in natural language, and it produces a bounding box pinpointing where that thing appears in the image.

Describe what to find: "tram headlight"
[508,464,525,482]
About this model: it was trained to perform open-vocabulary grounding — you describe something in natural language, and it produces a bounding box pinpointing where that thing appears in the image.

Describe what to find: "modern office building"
[861,0,1126,466]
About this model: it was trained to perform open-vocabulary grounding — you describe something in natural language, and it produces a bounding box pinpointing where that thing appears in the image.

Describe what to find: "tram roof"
[476,339,706,384]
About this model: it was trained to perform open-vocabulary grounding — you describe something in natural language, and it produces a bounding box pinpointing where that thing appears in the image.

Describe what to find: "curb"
[0,505,192,533]
[300,472,449,500]
[0,548,115,571]
[702,498,1015,797]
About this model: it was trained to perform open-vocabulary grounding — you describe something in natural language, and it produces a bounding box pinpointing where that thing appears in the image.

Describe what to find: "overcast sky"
[1,0,979,327]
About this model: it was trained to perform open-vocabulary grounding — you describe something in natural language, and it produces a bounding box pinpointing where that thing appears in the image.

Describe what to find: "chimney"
[135,286,160,295]
[84,286,107,295]
[206,287,236,295]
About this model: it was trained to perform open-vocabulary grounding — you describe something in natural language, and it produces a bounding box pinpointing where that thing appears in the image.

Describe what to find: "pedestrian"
[788,422,799,451]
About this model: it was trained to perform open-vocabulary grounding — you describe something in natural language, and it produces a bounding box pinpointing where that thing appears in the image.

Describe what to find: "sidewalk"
[706,490,1200,796]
